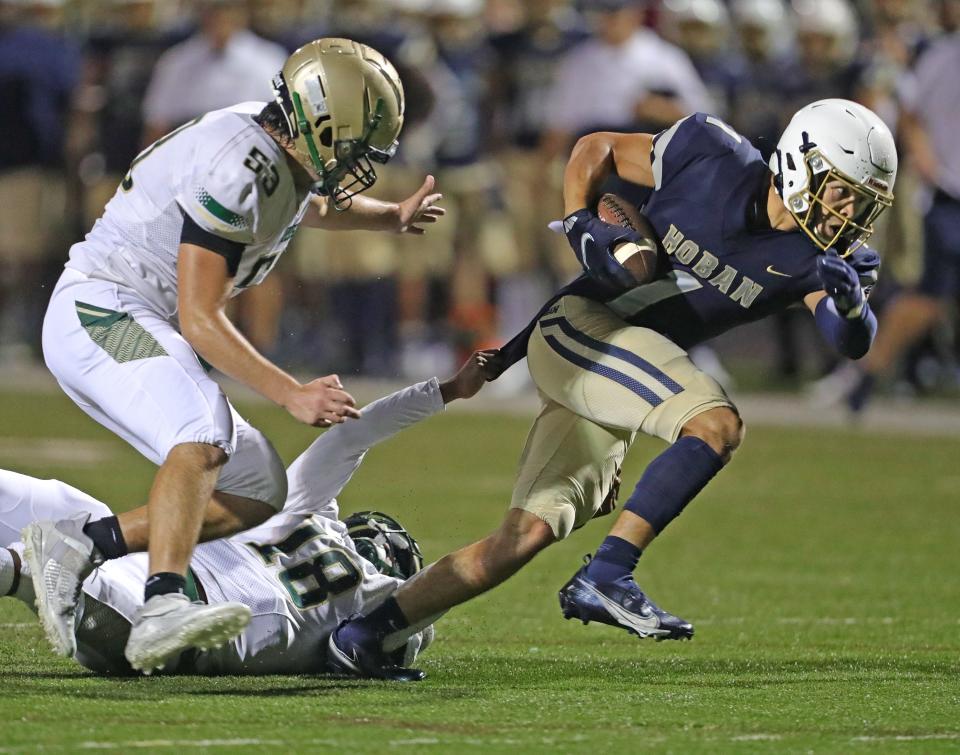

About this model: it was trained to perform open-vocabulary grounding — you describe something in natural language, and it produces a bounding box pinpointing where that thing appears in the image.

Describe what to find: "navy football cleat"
[558,557,694,641]
[327,619,426,682]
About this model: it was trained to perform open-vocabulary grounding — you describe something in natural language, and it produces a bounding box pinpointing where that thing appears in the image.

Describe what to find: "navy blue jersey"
[493,113,830,375]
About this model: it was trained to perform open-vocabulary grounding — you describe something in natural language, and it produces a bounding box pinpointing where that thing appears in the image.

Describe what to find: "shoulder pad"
[651,113,751,190]
[177,117,281,244]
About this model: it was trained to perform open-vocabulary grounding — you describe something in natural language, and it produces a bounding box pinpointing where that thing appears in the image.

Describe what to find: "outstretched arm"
[284,352,492,515]
[302,175,445,234]
[179,243,360,427]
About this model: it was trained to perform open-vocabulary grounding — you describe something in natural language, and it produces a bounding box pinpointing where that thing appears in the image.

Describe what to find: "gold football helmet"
[272,38,405,206]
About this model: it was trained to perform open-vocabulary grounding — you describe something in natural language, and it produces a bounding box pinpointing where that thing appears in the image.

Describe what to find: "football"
[596,193,663,285]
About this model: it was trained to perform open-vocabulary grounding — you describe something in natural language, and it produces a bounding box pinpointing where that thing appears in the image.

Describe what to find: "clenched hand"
[284,375,362,427]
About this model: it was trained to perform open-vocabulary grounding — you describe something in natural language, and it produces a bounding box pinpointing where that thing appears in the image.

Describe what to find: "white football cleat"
[22,515,101,657]
[124,593,251,674]
[805,363,862,409]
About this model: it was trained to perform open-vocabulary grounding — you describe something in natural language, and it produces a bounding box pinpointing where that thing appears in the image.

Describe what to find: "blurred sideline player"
[840,0,960,413]
[0,357,488,676]
[329,99,896,679]
[28,38,445,674]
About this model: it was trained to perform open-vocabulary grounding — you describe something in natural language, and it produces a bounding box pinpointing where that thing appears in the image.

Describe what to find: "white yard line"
[776,616,894,625]
[4,732,960,754]
[697,616,899,626]
[79,741,286,750]
[852,733,960,742]
[80,739,364,750]
[388,739,441,747]
[0,438,115,466]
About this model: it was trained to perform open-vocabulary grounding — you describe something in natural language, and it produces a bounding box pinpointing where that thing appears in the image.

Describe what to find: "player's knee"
[242,500,275,528]
[488,510,555,569]
[205,493,276,540]
[217,428,288,512]
[250,443,287,513]
[169,441,229,472]
[681,407,744,462]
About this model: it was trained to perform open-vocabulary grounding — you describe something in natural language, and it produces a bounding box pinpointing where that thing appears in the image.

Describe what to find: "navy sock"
[356,596,410,638]
[144,572,186,602]
[83,516,128,561]
[624,436,725,534]
[585,536,641,583]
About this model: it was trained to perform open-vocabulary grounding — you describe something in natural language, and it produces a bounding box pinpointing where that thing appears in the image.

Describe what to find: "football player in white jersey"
[0,355,489,677]
[28,38,445,674]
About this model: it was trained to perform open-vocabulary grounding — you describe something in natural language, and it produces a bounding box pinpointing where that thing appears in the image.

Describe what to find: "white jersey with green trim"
[83,510,401,674]
[195,510,402,674]
[83,380,445,674]
[66,102,312,318]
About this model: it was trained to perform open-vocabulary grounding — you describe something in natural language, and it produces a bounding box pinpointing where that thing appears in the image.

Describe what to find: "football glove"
[563,209,641,293]
[818,248,866,317]
[846,246,881,299]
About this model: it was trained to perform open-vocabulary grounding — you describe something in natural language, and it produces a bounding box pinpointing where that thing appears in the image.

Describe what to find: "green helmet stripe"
[291,91,326,175]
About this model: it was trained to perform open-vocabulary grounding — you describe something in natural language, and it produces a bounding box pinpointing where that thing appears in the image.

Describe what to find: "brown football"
[596,193,663,285]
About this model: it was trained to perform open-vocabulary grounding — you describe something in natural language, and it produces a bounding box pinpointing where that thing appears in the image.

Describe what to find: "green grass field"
[1,389,958,753]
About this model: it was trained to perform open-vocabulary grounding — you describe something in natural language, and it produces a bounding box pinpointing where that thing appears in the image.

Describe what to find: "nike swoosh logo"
[579,232,594,266]
[766,265,792,278]
[329,636,362,673]
[582,580,669,636]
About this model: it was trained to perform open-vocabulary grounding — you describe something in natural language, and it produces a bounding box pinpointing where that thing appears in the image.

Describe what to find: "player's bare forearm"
[439,350,497,403]
[564,133,617,214]
[177,242,299,406]
[563,132,656,214]
[183,311,359,426]
[303,193,401,231]
[180,306,299,405]
[303,175,444,235]
[179,244,359,427]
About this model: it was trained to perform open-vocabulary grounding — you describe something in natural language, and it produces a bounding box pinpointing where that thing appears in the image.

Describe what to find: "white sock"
[0,548,14,596]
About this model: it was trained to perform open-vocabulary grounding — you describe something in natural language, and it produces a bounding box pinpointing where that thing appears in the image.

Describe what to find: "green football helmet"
[271,37,405,207]
[344,511,424,580]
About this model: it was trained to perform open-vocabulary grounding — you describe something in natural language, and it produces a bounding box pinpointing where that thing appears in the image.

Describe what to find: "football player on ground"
[328,99,897,680]
[0,356,488,675]
[27,38,446,674]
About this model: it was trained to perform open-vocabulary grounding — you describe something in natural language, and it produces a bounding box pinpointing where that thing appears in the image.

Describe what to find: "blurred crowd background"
[1,0,958,407]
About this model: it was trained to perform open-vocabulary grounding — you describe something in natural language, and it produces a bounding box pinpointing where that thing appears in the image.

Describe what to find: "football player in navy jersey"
[328,99,897,680]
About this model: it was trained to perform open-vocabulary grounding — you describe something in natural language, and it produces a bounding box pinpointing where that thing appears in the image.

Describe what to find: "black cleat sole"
[327,633,426,682]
